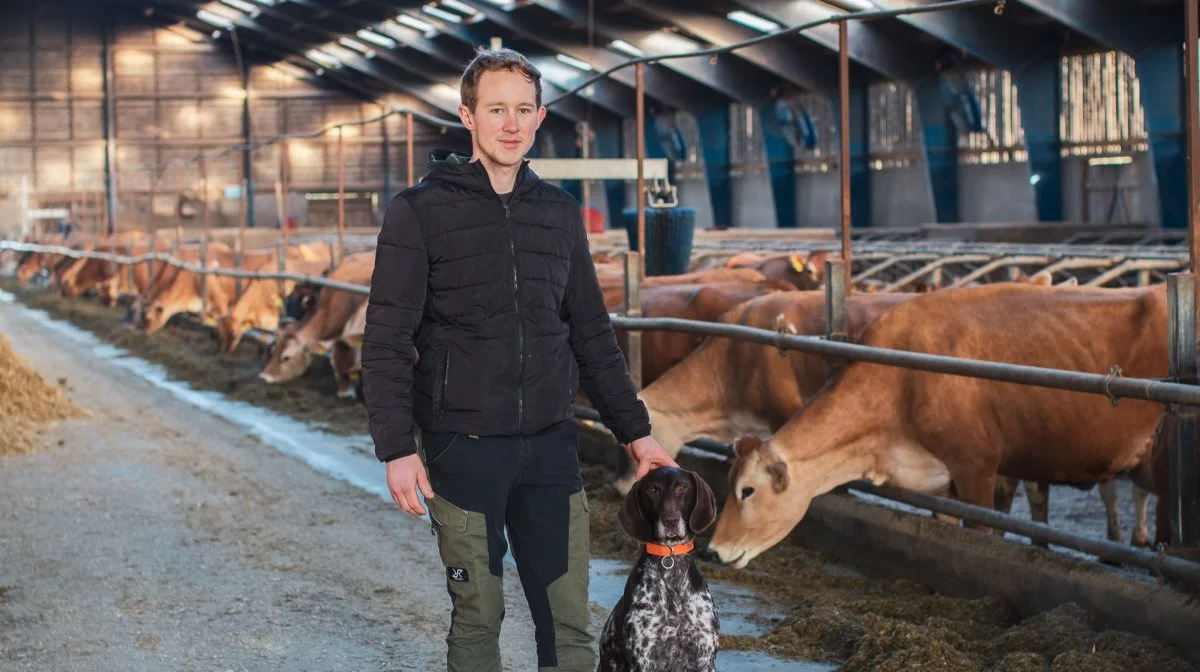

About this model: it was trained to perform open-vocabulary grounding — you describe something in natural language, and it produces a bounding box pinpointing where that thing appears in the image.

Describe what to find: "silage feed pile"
[0,330,83,454]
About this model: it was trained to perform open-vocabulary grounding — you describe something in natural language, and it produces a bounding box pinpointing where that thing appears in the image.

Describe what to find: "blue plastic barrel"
[622,207,696,276]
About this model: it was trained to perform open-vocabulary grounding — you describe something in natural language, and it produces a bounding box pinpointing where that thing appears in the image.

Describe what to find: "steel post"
[825,259,847,380]
[1168,273,1200,547]
[838,20,852,293]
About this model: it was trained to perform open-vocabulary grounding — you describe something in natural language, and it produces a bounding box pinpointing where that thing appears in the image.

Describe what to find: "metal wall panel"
[115,100,157,139]
[73,145,105,189]
[958,68,1027,165]
[200,100,242,140]
[729,103,765,177]
[0,50,32,93]
[34,50,68,92]
[0,148,33,191]
[0,102,32,140]
[36,146,73,191]
[34,101,70,140]
[161,100,200,139]
[868,81,919,168]
[115,48,156,95]
[792,93,838,174]
[1061,51,1147,157]
[72,101,103,139]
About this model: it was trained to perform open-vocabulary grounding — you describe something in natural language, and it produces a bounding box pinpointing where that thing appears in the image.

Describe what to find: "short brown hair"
[460,47,543,112]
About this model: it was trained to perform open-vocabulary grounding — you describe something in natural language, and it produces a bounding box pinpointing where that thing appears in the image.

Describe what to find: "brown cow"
[215,257,333,354]
[708,282,1168,569]
[329,299,368,400]
[612,279,793,388]
[258,251,375,384]
[986,274,1154,549]
[596,267,767,310]
[609,290,916,494]
[59,233,162,301]
[139,243,288,333]
[724,251,835,290]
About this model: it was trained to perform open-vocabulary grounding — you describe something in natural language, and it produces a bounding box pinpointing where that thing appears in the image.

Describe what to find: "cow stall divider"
[5,0,1200,591]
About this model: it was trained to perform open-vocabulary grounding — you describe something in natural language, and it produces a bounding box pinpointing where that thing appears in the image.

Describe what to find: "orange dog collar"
[644,540,694,557]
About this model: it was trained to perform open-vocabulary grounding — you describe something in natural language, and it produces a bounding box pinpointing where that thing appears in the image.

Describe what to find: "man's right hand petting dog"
[598,466,720,672]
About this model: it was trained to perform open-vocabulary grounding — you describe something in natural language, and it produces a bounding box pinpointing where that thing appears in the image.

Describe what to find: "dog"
[597,466,720,672]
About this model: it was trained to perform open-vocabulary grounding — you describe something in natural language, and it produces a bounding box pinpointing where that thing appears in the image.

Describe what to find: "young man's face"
[460,68,547,170]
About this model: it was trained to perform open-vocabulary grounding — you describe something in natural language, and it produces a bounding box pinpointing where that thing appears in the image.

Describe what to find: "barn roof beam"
[453,0,717,112]
[1017,0,1179,57]
[213,0,596,123]
[121,0,456,122]
[867,0,1058,71]
[630,0,839,94]
[730,0,937,82]
[427,17,636,118]
[531,0,782,105]
[156,0,474,118]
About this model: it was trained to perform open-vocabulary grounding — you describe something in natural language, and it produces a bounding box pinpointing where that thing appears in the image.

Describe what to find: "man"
[361,47,677,672]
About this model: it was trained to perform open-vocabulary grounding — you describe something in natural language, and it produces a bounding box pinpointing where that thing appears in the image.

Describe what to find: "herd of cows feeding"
[0,228,1186,570]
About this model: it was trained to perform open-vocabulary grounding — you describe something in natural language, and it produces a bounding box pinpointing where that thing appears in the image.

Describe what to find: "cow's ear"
[732,435,762,458]
[765,457,790,493]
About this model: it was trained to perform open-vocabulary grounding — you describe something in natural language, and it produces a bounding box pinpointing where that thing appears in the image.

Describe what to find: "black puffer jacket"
[361,151,651,463]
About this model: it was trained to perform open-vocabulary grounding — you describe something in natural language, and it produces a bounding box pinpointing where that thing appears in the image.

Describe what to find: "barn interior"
[3,1,1200,671]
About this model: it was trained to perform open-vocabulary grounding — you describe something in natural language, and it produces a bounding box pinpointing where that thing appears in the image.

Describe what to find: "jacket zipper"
[439,348,449,417]
[503,200,524,434]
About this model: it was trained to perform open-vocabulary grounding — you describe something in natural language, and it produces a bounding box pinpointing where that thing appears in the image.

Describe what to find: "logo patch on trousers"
[447,567,470,582]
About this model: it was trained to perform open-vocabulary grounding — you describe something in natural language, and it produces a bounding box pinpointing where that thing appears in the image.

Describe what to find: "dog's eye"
[675,483,687,495]
[646,486,659,497]
[740,486,755,500]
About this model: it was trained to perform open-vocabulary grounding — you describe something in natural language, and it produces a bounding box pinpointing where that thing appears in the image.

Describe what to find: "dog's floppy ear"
[619,480,655,544]
[688,470,718,534]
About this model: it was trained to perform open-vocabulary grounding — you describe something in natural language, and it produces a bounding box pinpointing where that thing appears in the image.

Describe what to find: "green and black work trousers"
[420,420,593,672]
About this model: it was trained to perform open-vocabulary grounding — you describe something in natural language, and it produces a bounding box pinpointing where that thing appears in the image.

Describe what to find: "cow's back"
[850,283,1167,484]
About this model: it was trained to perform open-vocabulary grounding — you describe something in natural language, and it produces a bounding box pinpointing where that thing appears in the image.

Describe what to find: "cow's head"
[258,329,316,384]
[771,252,826,290]
[330,339,362,400]
[140,299,171,333]
[16,253,43,283]
[707,434,799,569]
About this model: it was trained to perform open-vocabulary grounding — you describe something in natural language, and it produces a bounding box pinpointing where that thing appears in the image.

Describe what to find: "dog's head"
[619,466,718,546]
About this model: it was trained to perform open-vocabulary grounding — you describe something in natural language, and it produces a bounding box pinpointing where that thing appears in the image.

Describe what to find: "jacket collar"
[425,149,540,198]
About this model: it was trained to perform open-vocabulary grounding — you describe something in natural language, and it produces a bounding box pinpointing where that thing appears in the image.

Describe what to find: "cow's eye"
[740,486,755,500]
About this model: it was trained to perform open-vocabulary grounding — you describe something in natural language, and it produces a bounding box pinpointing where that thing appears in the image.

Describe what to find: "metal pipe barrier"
[606,315,1200,407]
[3,237,1196,407]
[0,241,370,296]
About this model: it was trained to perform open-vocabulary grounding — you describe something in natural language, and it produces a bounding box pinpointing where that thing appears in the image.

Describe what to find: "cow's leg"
[993,477,1017,514]
[934,481,962,526]
[1099,479,1123,544]
[1131,484,1152,548]
[1025,481,1049,548]
[1155,491,1172,549]
[952,464,999,536]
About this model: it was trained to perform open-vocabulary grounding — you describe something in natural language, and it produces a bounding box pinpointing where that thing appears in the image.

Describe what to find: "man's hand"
[628,435,678,480]
[386,453,435,516]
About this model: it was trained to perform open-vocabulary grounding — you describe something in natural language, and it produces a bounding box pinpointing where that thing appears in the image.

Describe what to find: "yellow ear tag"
[788,254,808,274]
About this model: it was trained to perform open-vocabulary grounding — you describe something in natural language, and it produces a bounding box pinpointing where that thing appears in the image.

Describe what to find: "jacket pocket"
[432,345,450,416]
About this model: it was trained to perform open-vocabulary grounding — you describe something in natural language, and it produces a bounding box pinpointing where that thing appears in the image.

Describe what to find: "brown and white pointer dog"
[598,466,720,672]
